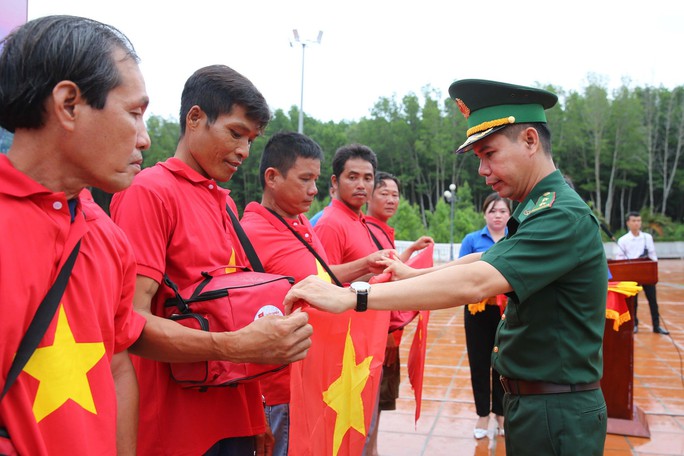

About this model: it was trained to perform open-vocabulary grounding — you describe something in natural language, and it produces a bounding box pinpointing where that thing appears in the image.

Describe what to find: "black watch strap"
[355,290,368,312]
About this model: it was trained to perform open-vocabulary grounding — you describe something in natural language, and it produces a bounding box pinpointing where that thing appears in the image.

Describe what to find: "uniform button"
[304,233,310,238]
[208,184,214,190]
[53,201,63,210]
[293,222,298,226]
[493,346,499,353]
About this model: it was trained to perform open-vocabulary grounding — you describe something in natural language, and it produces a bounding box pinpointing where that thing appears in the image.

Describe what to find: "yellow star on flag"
[224,248,238,274]
[23,304,105,422]
[323,321,373,456]
[315,259,332,283]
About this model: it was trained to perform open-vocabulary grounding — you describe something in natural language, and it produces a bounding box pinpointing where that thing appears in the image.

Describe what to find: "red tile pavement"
[377,259,684,455]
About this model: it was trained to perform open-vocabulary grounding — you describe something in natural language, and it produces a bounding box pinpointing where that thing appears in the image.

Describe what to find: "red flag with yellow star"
[371,244,433,427]
[289,306,389,456]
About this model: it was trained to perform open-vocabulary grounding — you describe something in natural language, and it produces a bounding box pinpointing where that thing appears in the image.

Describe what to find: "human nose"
[138,122,151,151]
[309,182,318,196]
[235,138,251,159]
[478,159,490,177]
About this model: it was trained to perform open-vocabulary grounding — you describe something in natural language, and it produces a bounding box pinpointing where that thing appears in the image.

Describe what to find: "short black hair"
[179,65,271,136]
[501,123,552,155]
[259,131,323,188]
[331,143,377,178]
[626,211,640,221]
[0,15,139,132]
[374,171,400,193]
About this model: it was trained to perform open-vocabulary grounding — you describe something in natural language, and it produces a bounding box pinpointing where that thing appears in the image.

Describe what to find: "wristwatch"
[350,281,371,312]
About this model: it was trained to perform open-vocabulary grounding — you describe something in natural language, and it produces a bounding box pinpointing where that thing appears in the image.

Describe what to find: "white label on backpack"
[254,305,284,320]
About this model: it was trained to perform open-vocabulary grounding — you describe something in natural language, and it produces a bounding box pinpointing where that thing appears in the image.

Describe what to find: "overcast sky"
[21,0,684,123]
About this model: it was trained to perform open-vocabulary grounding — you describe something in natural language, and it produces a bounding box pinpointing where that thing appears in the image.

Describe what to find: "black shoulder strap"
[1,240,81,402]
[366,220,394,249]
[225,205,264,273]
[364,220,385,251]
[265,208,343,287]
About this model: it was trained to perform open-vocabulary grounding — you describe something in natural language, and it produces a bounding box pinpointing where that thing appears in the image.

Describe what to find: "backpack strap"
[366,220,394,248]
[265,208,343,287]
[225,204,265,273]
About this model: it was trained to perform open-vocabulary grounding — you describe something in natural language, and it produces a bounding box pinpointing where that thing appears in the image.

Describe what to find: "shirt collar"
[0,154,56,198]
[159,157,230,194]
[331,198,365,222]
[245,202,308,232]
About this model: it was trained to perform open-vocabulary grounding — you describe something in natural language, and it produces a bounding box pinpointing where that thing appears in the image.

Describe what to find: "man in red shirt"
[313,144,395,453]
[241,131,331,456]
[314,144,394,278]
[111,66,313,455]
[0,15,149,455]
[364,171,433,454]
[242,135,394,455]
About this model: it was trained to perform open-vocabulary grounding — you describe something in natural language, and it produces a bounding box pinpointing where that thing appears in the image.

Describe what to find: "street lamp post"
[443,183,457,260]
[291,29,322,134]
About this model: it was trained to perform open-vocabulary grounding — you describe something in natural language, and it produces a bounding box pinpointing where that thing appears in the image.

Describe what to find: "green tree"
[389,199,426,241]
[426,198,451,243]
[144,115,179,168]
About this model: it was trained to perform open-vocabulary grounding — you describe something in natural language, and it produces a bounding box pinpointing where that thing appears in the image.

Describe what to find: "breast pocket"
[503,295,522,327]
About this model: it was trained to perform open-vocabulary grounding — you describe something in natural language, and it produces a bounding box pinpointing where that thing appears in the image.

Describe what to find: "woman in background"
[459,192,512,439]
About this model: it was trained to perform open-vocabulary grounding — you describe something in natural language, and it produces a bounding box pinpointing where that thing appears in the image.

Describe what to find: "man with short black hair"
[314,144,394,278]
[111,66,313,455]
[614,211,668,334]
[0,15,150,455]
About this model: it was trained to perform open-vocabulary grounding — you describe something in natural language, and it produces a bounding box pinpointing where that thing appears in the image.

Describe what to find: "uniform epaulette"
[520,192,556,219]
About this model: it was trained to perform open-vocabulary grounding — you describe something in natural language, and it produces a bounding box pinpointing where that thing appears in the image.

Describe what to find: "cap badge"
[455,98,470,119]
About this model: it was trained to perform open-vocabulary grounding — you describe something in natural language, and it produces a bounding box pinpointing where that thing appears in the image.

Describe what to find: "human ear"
[522,127,540,152]
[52,81,81,131]
[264,167,280,187]
[186,105,204,130]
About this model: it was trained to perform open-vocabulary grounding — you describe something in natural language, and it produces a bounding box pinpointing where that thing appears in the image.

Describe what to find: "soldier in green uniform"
[283,79,608,456]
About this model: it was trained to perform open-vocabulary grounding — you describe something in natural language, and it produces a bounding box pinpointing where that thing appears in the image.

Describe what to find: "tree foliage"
[140,79,684,241]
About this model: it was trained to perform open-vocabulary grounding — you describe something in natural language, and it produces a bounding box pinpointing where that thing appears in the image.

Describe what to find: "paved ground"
[377,259,684,455]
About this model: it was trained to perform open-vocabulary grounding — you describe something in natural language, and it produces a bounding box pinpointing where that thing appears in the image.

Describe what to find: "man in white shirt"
[614,212,669,335]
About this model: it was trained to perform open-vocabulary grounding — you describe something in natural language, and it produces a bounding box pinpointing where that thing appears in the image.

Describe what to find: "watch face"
[351,281,371,293]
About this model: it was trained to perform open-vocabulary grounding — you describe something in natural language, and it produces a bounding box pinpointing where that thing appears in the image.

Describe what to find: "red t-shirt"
[241,203,333,405]
[110,158,265,455]
[314,199,378,265]
[0,155,144,456]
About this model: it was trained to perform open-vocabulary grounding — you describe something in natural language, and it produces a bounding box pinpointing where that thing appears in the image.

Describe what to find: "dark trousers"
[464,305,504,417]
[204,436,256,456]
[634,284,660,328]
[503,389,606,455]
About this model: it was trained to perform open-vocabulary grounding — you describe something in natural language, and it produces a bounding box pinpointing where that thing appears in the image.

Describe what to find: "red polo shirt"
[241,202,333,405]
[0,155,144,455]
[111,158,265,455]
[314,199,377,265]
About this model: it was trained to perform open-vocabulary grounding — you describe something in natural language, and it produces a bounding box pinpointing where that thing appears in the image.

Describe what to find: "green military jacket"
[484,170,607,384]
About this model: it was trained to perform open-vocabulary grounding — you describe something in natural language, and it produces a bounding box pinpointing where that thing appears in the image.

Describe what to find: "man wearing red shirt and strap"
[241,131,331,456]
[111,66,312,456]
[0,15,149,455]
[313,144,395,453]
[314,144,394,279]
[364,171,433,455]
[242,132,398,455]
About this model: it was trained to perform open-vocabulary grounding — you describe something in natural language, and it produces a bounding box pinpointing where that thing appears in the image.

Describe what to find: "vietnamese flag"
[370,244,433,426]
[407,310,430,425]
[606,281,641,331]
[289,307,389,456]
